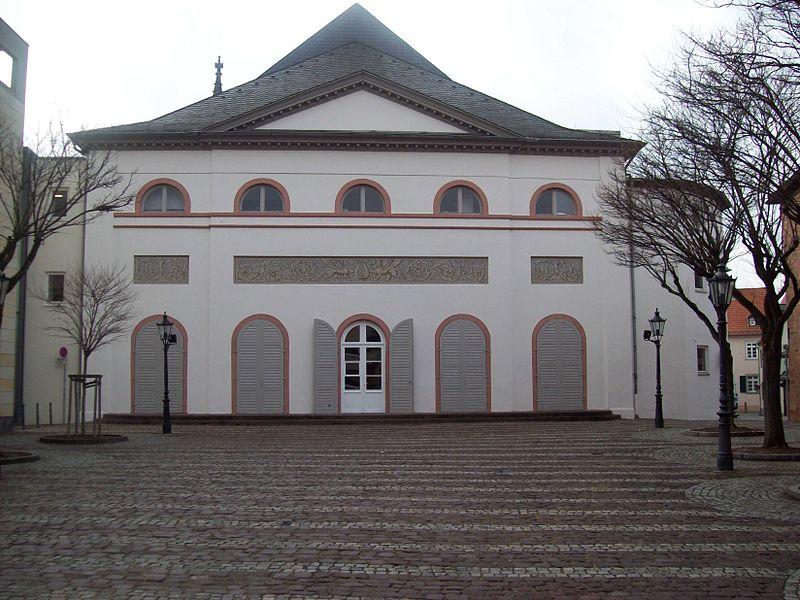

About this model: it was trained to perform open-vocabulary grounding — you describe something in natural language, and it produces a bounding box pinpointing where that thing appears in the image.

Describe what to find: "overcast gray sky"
[1,0,741,137]
[1,0,760,284]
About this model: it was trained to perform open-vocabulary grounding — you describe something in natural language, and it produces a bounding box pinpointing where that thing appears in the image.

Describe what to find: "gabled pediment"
[207,74,517,137]
[256,89,469,134]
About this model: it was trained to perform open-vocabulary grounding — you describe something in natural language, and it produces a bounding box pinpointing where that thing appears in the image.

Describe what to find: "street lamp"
[708,263,736,471]
[155,312,177,434]
[643,308,666,428]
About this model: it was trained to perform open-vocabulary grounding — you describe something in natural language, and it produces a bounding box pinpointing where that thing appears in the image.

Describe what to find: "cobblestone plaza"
[1,419,799,599]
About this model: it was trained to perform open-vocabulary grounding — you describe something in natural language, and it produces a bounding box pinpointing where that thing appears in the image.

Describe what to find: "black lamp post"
[0,271,10,324]
[708,263,736,471]
[644,308,666,428]
[155,312,177,434]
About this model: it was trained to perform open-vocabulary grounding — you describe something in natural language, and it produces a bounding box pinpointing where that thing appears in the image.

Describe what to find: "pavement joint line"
[5,513,798,532]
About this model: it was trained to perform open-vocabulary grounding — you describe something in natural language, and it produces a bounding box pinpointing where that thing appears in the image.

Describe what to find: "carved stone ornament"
[531,257,583,284]
[234,256,488,284]
[134,256,189,284]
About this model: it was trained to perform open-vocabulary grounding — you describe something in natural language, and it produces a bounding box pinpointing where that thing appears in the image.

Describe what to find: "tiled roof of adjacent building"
[71,4,635,151]
[727,287,766,336]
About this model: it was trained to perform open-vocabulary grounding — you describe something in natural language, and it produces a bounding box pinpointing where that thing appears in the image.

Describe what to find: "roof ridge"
[259,3,447,79]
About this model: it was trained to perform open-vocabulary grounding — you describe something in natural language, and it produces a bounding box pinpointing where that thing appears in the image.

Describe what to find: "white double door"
[341,322,385,413]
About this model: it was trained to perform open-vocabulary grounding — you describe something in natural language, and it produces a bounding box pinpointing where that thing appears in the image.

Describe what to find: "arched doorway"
[131,315,187,414]
[341,321,386,413]
[232,315,288,414]
[533,314,586,411]
[436,315,490,413]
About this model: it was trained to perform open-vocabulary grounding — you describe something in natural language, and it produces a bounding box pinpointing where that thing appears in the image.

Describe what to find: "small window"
[50,190,68,218]
[341,184,385,213]
[534,188,577,216]
[0,50,13,89]
[141,184,185,212]
[745,374,760,393]
[47,273,65,302]
[697,345,709,374]
[439,186,482,214]
[240,184,284,212]
[745,342,759,360]
[748,316,757,326]
[694,269,705,291]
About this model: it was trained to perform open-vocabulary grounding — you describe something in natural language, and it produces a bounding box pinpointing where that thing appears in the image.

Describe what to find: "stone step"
[102,410,621,426]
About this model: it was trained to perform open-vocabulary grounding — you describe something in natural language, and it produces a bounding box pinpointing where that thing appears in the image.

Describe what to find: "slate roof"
[261,4,447,79]
[73,4,631,149]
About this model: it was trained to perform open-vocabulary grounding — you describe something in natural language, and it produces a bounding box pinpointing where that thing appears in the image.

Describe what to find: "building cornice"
[71,129,640,158]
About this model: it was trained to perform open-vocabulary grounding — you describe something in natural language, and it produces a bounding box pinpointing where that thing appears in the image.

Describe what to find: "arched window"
[142,184,186,212]
[136,179,190,214]
[235,179,289,213]
[435,314,491,413]
[131,315,187,414]
[532,314,586,412]
[231,315,288,415]
[436,183,487,215]
[532,185,580,217]
[336,180,390,214]
[240,185,284,212]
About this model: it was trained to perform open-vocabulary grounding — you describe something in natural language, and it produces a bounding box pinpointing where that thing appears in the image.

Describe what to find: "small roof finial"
[213,56,223,96]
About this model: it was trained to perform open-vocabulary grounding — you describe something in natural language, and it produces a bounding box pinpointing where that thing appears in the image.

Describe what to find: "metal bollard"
[36,403,40,428]
[49,402,53,425]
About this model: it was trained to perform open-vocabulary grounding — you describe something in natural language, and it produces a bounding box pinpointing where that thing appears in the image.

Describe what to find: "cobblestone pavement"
[1,419,799,599]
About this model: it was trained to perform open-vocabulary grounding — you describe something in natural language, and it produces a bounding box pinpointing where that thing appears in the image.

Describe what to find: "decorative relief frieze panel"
[531,257,583,284]
[234,256,488,284]
[134,255,189,284]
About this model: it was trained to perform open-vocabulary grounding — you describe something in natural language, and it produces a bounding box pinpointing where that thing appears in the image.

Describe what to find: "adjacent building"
[727,288,766,413]
[0,18,27,431]
[21,4,720,420]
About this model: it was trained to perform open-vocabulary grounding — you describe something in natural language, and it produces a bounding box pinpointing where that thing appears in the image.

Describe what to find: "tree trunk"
[761,332,787,449]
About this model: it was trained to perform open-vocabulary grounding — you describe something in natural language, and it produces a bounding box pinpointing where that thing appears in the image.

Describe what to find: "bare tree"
[595,169,741,420]
[36,264,137,377]
[596,2,800,449]
[0,121,135,330]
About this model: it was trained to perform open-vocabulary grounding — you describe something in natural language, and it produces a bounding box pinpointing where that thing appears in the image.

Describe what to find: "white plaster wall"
[83,148,712,418]
[22,181,84,425]
[633,267,720,421]
[257,90,467,133]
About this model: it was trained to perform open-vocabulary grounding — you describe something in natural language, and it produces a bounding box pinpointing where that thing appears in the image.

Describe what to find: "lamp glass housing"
[156,312,174,345]
[708,263,735,310]
[648,309,666,343]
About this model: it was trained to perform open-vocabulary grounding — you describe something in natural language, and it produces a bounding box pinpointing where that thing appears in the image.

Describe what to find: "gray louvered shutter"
[134,322,184,414]
[313,319,337,413]
[439,320,463,413]
[389,319,414,413]
[559,321,584,410]
[236,320,285,414]
[260,322,285,413]
[461,320,487,412]
[537,319,583,411]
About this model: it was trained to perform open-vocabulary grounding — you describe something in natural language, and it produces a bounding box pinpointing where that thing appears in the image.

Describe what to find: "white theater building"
[30,4,721,421]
